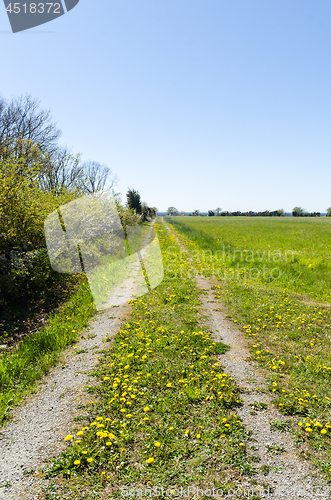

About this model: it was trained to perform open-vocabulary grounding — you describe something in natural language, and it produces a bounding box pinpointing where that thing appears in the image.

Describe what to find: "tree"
[0,94,61,156]
[214,207,222,216]
[80,160,117,194]
[208,210,215,216]
[0,94,119,201]
[166,207,179,216]
[141,202,150,222]
[126,188,142,214]
[292,207,305,217]
[38,147,84,196]
[326,208,331,217]
[192,210,200,216]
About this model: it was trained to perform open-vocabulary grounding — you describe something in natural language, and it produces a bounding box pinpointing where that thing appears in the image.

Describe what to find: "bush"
[0,247,73,308]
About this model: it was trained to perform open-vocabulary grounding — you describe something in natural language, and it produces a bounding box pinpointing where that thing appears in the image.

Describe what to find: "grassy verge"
[41,221,269,500]
[0,277,96,427]
[165,217,331,479]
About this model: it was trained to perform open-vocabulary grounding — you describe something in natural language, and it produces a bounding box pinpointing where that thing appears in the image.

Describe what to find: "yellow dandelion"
[154,441,161,447]
[74,460,80,465]
[147,457,154,464]
[64,435,73,441]
[87,458,93,463]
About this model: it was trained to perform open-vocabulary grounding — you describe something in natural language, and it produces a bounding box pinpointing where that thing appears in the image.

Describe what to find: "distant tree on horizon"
[167,206,179,216]
[326,207,331,217]
[214,207,222,216]
[292,206,305,217]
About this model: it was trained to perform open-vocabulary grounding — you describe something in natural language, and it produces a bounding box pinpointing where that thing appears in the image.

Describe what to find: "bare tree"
[0,94,118,198]
[38,154,118,196]
[0,94,61,155]
[38,147,84,195]
[81,160,118,194]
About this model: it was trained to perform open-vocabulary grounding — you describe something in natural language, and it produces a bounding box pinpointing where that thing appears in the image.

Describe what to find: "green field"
[166,216,331,301]
[166,216,331,476]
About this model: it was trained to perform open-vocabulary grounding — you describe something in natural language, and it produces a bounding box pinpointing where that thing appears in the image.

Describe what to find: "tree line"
[167,206,331,217]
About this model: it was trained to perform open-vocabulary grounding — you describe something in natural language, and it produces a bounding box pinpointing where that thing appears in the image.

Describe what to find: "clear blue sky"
[1,0,331,213]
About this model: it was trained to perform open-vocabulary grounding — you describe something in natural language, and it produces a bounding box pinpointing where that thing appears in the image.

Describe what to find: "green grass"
[166,216,331,300]
[270,420,292,432]
[0,278,96,427]
[40,221,269,500]
[165,216,331,479]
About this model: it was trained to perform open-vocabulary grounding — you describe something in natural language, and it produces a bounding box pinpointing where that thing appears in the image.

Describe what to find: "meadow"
[166,216,331,476]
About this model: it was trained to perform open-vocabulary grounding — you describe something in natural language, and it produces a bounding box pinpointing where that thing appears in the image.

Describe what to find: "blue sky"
[1,0,331,213]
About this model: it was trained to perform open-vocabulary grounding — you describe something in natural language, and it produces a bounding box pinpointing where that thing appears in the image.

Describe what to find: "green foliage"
[126,188,141,214]
[167,206,179,216]
[292,206,305,217]
[0,248,71,309]
[113,192,141,230]
[270,420,292,432]
[0,153,76,251]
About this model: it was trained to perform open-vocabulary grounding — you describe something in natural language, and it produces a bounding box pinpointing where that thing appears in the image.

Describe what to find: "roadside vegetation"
[166,216,331,478]
[0,93,156,427]
[41,222,266,500]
